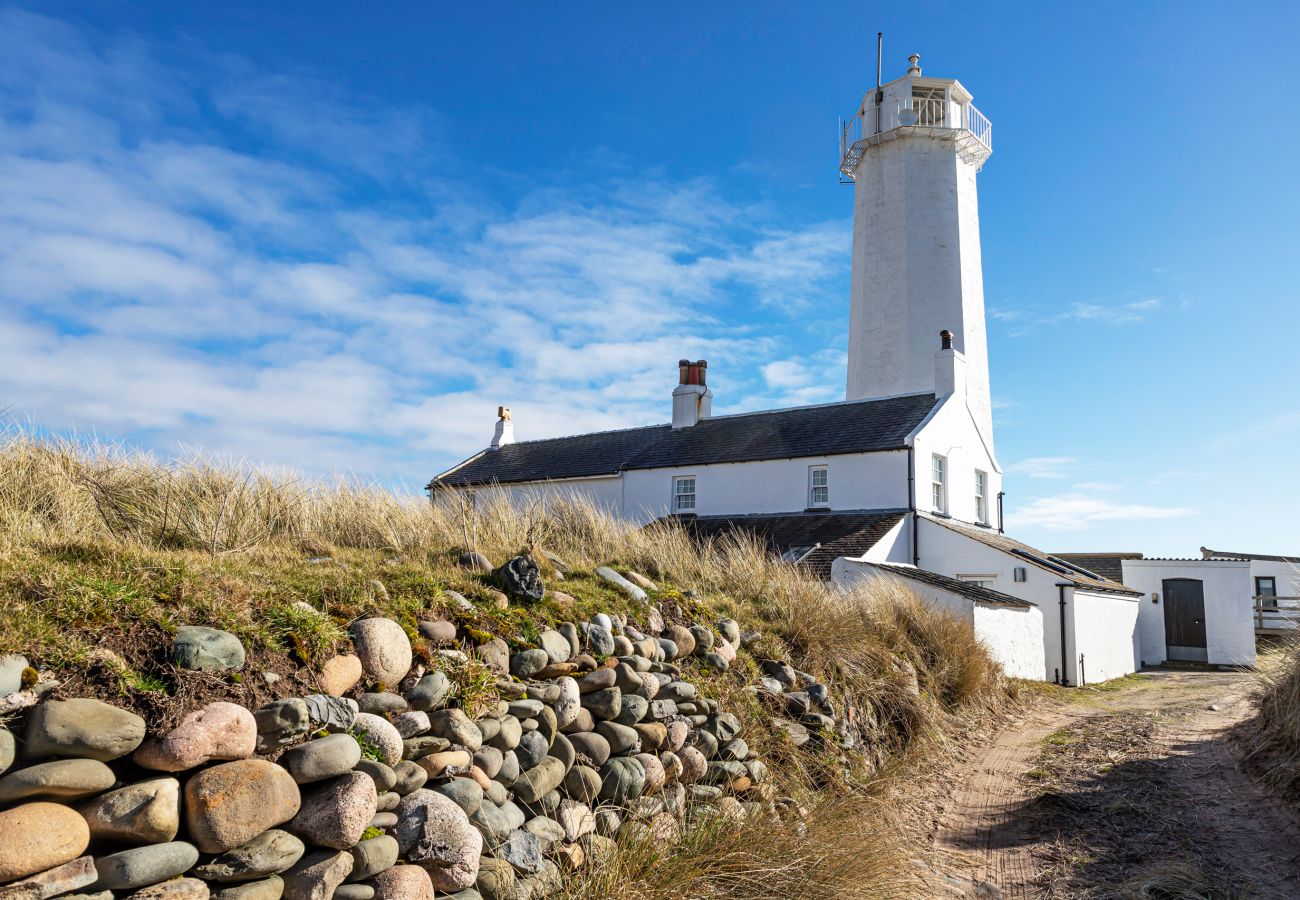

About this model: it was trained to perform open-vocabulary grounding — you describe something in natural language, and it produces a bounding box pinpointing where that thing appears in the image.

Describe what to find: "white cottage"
[429,53,1145,686]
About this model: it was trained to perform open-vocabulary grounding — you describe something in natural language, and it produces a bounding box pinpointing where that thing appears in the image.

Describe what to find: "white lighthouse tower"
[841,51,996,449]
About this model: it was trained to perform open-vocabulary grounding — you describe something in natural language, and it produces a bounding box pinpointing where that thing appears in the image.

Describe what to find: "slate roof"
[430,393,939,489]
[672,509,909,581]
[869,563,1033,607]
[925,517,1142,596]
[1202,547,1300,564]
[1053,553,1144,584]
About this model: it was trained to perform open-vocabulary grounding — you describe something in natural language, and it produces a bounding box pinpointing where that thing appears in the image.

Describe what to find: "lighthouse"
[841,52,995,450]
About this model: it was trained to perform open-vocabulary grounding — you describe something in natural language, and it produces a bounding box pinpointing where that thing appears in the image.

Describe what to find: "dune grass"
[0,430,1012,897]
[1244,637,1300,802]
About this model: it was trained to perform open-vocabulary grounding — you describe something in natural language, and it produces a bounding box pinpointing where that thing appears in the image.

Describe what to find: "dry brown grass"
[1243,637,1300,800]
[0,431,1014,898]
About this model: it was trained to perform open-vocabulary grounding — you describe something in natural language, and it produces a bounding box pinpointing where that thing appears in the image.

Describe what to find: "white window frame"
[672,475,696,512]
[974,469,989,524]
[931,454,947,513]
[808,464,829,508]
[959,574,997,589]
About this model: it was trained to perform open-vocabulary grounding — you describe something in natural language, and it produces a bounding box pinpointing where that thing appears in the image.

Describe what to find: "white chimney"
[934,330,967,398]
[490,406,515,450]
[671,359,712,429]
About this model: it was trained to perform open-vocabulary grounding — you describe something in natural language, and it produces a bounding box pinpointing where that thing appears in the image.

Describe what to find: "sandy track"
[925,671,1300,898]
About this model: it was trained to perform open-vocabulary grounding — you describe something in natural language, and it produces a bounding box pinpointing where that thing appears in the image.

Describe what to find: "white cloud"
[0,10,850,483]
[1005,456,1077,479]
[1009,493,1194,531]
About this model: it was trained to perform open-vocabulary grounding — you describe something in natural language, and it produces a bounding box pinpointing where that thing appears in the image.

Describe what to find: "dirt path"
[925,670,1300,898]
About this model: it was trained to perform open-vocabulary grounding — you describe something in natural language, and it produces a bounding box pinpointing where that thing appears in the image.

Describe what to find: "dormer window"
[808,465,829,508]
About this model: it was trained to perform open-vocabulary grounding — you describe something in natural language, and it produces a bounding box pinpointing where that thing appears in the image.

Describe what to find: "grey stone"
[476,857,516,900]
[212,876,284,900]
[0,758,116,804]
[717,619,741,645]
[25,698,146,762]
[486,716,521,753]
[174,626,245,672]
[688,625,715,653]
[707,712,742,743]
[514,731,549,770]
[458,551,493,572]
[547,732,575,773]
[354,760,397,793]
[522,816,565,849]
[333,886,373,900]
[509,650,548,680]
[537,631,570,665]
[281,849,353,900]
[0,654,29,696]
[566,732,611,768]
[507,699,544,719]
[393,790,482,892]
[405,673,452,712]
[511,757,565,804]
[195,830,306,882]
[433,778,484,816]
[613,694,648,726]
[473,746,503,779]
[391,711,430,739]
[402,736,451,760]
[76,776,180,845]
[474,639,510,675]
[356,693,407,716]
[282,734,362,784]
[92,842,199,891]
[581,687,621,721]
[702,652,729,671]
[304,694,356,733]
[418,619,458,644]
[500,830,543,875]
[391,760,427,795]
[470,801,514,847]
[557,623,581,658]
[648,699,678,720]
[576,667,616,694]
[562,765,601,804]
[598,757,646,803]
[428,709,482,752]
[496,750,521,787]
[346,835,398,882]
[369,812,397,830]
[594,807,622,837]
[760,659,796,686]
[595,721,641,756]
[255,699,311,753]
[757,676,785,694]
[661,681,696,702]
[720,738,749,761]
[593,567,647,602]
[496,556,544,604]
[0,728,13,775]
[585,625,615,657]
[376,791,400,812]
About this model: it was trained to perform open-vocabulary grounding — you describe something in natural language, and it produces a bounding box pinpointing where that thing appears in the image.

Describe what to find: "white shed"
[1120,558,1256,668]
[831,560,1044,680]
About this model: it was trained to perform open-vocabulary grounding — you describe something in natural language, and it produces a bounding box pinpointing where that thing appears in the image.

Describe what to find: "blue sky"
[2,1,1298,555]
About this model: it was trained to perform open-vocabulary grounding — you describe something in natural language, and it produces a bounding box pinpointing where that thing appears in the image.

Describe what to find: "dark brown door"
[1163,578,1208,662]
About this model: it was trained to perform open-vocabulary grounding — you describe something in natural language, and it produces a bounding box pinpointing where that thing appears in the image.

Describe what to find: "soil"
[915,669,1300,899]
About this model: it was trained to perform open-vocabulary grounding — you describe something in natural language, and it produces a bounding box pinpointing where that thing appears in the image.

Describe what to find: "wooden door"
[1163,578,1208,663]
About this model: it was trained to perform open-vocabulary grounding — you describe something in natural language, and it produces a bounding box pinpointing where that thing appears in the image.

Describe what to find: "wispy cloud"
[992,297,1164,336]
[1005,456,1077,479]
[1009,492,1194,531]
[0,9,851,483]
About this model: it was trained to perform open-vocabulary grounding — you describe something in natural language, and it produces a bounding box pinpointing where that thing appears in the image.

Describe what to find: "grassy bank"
[0,432,1014,898]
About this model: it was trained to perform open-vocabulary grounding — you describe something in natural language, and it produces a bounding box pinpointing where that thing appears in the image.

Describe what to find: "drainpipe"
[1057,583,1071,686]
[907,447,919,565]
[997,491,1005,534]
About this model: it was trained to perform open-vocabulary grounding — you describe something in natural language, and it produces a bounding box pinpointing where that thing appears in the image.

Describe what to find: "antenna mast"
[874,32,883,135]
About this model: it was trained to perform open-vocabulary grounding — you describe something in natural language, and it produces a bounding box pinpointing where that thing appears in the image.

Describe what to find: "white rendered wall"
[914,518,1057,680]
[1069,590,1140,685]
[1121,559,1256,667]
[620,450,911,523]
[911,394,1001,527]
[974,603,1046,682]
[1248,560,1300,630]
[846,132,994,449]
[830,561,1044,680]
[432,476,625,517]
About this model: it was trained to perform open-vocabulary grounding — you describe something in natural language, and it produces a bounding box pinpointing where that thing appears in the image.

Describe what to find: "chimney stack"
[934,330,966,399]
[672,359,712,428]
[489,406,515,450]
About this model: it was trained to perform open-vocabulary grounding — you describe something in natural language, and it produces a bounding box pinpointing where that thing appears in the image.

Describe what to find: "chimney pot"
[940,329,954,351]
[907,52,922,76]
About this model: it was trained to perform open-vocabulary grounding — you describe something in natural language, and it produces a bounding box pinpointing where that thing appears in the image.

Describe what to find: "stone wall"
[0,558,825,900]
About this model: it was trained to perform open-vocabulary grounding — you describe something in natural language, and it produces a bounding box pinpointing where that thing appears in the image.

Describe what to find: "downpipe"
[1058,584,1071,687]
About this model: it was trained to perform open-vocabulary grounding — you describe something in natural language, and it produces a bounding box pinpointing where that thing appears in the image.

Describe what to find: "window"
[808,465,829,508]
[930,454,947,512]
[974,469,989,524]
[960,575,996,589]
[672,476,696,512]
[1257,576,1278,608]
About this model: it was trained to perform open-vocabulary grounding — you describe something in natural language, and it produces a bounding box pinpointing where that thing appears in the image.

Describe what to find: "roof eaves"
[428,449,490,490]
